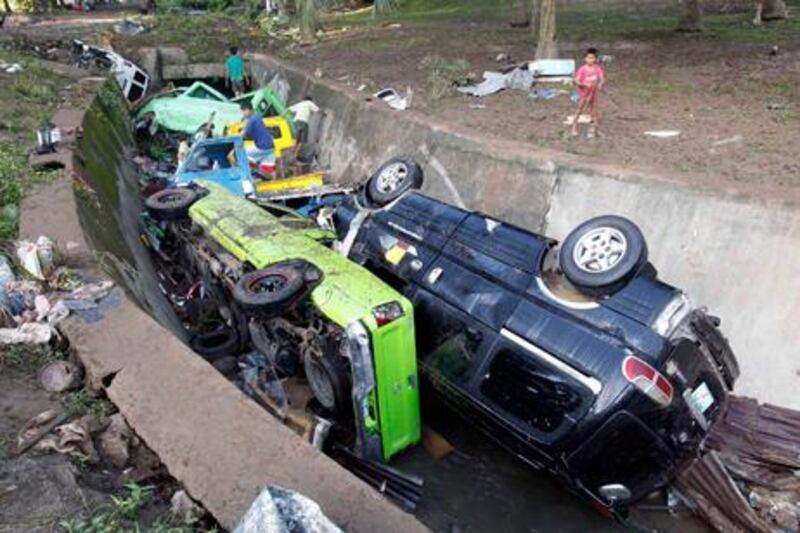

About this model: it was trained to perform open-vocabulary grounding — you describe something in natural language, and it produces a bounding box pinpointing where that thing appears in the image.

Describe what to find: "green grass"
[61,389,116,418]
[60,482,204,533]
[0,345,61,373]
[0,50,70,239]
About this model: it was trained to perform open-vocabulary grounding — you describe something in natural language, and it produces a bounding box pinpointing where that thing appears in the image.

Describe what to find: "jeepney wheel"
[145,188,198,222]
[366,157,423,207]
[233,264,306,316]
[304,351,352,416]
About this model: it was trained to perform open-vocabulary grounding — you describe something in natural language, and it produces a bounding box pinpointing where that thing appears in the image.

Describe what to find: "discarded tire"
[233,264,306,316]
[366,157,423,207]
[559,215,647,295]
[190,327,239,362]
[145,188,198,221]
[304,353,352,416]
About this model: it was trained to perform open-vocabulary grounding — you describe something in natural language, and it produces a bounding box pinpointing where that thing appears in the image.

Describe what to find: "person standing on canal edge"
[571,47,605,139]
[287,95,320,145]
[225,47,249,97]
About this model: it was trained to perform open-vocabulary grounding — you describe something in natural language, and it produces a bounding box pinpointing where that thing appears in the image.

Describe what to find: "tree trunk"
[529,0,540,41]
[2,0,12,14]
[298,0,319,42]
[509,0,529,27]
[535,0,557,60]
[677,0,704,32]
[761,0,787,21]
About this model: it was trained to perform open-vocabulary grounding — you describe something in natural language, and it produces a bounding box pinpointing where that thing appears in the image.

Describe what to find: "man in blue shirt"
[240,102,275,175]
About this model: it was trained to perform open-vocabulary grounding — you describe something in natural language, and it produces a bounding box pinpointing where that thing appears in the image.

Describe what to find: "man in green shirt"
[225,47,249,97]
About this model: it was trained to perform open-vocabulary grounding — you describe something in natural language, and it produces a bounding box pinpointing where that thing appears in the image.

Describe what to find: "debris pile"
[675,396,800,532]
[0,237,115,345]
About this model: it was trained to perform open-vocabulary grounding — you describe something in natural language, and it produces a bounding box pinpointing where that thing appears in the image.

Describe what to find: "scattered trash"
[0,255,16,312]
[0,60,23,74]
[15,409,69,455]
[529,59,575,83]
[645,130,681,138]
[563,114,593,125]
[170,490,204,524]
[528,87,559,100]
[457,67,534,97]
[468,103,487,110]
[767,103,786,111]
[357,84,367,92]
[599,54,614,64]
[769,45,779,56]
[234,485,342,533]
[495,53,511,63]
[33,122,61,155]
[113,19,147,36]
[16,236,55,280]
[712,135,744,147]
[0,322,53,345]
[35,415,102,463]
[374,87,413,110]
[39,360,84,392]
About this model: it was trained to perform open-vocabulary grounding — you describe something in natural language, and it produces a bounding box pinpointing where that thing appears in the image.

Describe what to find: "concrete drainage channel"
[37,50,798,532]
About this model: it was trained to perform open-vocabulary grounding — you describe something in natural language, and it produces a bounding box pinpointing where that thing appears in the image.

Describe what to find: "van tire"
[366,157,423,207]
[560,215,647,295]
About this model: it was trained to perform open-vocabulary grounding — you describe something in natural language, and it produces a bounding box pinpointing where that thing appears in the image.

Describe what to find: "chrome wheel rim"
[376,162,409,193]
[572,227,628,273]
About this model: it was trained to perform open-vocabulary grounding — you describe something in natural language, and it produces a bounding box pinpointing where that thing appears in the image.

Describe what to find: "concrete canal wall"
[250,54,800,410]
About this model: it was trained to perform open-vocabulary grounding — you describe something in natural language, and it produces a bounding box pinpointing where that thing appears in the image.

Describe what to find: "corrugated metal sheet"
[674,396,800,532]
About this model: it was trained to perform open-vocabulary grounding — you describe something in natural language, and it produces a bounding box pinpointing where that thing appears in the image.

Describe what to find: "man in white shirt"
[287,95,320,144]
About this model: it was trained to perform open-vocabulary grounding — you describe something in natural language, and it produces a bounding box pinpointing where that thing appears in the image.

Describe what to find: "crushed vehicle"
[168,135,339,201]
[135,81,290,137]
[327,158,739,514]
[140,181,421,463]
[71,40,149,102]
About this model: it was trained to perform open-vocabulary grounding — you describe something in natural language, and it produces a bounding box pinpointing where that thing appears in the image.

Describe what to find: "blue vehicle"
[174,136,255,197]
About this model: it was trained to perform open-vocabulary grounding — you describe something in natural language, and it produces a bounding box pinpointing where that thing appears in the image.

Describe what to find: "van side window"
[480,348,584,432]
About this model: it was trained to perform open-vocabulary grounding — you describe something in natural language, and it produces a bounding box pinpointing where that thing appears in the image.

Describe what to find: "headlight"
[652,293,691,337]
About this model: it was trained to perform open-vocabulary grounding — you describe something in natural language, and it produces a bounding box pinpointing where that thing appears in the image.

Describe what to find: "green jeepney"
[136,81,292,136]
[155,181,421,461]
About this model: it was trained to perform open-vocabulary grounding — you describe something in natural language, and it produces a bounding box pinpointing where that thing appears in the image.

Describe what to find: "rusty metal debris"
[675,396,800,532]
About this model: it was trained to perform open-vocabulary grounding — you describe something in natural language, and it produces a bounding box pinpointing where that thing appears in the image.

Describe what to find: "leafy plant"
[61,389,115,418]
[112,483,155,519]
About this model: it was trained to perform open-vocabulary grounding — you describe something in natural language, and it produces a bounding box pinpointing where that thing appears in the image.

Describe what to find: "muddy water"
[74,81,706,533]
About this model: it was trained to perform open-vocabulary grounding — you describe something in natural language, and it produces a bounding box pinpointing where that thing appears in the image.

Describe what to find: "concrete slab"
[60,299,427,532]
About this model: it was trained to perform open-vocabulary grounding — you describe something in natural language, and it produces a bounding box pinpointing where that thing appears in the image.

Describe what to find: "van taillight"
[622,355,673,407]
[373,302,404,327]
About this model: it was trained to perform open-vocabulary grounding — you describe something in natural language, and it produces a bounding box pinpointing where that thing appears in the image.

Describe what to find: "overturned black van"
[330,161,739,514]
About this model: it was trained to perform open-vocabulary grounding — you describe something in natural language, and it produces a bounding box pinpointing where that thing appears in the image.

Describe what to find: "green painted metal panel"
[187,182,421,459]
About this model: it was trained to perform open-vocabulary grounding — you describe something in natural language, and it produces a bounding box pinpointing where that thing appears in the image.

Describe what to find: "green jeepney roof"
[136,82,289,135]
[188,182,403,328]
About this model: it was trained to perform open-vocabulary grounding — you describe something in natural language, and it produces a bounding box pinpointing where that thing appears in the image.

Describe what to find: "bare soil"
[281,6,800,203]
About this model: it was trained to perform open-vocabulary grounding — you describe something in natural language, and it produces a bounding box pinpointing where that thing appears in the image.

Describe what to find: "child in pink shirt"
[571,48,605,138]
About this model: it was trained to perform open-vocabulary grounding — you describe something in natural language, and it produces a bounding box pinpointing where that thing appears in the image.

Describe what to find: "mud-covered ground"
[274,1,800,203]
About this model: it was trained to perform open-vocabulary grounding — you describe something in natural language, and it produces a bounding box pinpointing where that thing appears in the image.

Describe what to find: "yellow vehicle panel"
[225,116,295,157]
[255,172,324,193]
